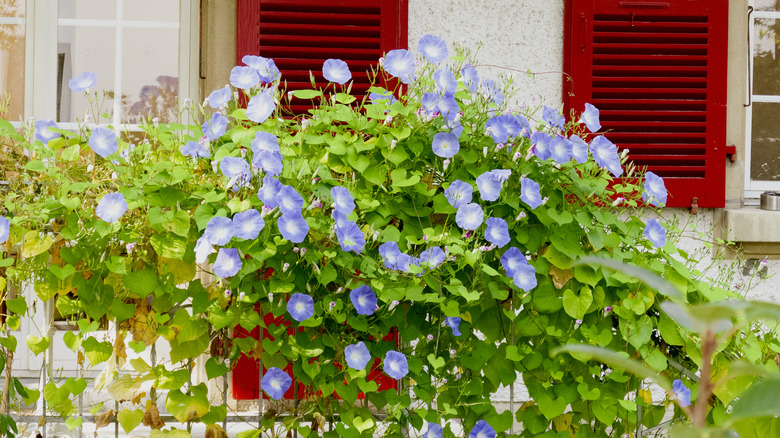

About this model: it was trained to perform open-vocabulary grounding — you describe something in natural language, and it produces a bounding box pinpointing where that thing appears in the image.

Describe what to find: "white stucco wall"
[408,0,565,107]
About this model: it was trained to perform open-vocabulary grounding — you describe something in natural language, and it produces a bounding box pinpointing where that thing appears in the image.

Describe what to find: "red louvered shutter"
[564,0,728,208]
[237,0,408,114]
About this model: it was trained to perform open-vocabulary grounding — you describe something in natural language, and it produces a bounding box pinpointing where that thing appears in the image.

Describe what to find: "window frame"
[744,6,780,199]
[13,0,200,131]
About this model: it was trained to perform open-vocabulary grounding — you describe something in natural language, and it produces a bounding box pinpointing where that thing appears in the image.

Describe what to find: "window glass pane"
[56,25,115,123]
[753,17,780,95]
[751,102,780,181]
[0,0,25,119]
[121,27,179,123]
[754,0,780,12]
[123,0,179,22]
[58,0,115,20]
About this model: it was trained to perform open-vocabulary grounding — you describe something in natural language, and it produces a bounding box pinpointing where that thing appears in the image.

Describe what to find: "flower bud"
[283,263,290,272]
[443,158,450,170]
[390,139,397,150]
[427,334,434,341]
[384,115,393,125]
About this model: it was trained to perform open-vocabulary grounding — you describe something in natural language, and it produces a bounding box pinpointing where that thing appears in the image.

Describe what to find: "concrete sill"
[719,207,780,258]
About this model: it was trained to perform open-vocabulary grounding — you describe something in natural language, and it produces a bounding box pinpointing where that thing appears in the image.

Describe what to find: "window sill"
[718,207,780,257]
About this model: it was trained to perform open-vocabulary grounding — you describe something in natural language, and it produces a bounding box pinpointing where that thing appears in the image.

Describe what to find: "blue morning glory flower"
[485,217,510,248]
[543,106,565,131]
[672,379,691,407]
[257,176,283,208]
[0,216,9,244]
[331,186,355,215]
[421,92,441,117]
[96,193,127,223]
[482,79,502,106]
[246,91,276,124]
[287,293,315,322]
[249,131,281,168]
[445,180,473,208]
[501,247,528,278]
[350,285,377,315]
[261,367,292,400]
[233,209,264,240]
[322,59,352,85]
[395,253,415,272]
[434,68,457,96]
[456,203,484,230]
[581,103,601,132]
[530,132,552,161]
[417,247,445,269]
[383,49,415,84]
[220,156,250,180]
[550,136,573,163]
[644,218,666,248]
[194,235,213,264]
[520,178,543,209]
[486,114,520,144]
[204,216,235,245]
[202,113,227,141]
[89,127,118,158]
[252,148,283,176]
[277,212,309,243]
[213,248,242,278]
[461,64,480,93]
[332,209,348,228]
[418,34,448,64]
[515,115,531,137]
[424,423,443,438]
[242,55,281,83]
[379,241,404,270]
[569,135,588,164]
[512,264,537,292]
[207,86,231,108]
[446,317,462,336]
[432,132,459,158]
[230,65,260,89]
[643,171,668,207]
[180,140,210,158]
[276,185,304,214]
[337,220,366,254]
[476,171,507,202]
[383,350,409,380]
[34,119,61,145]
[437,95,460,125]
[589,136,623,177]
[469,420,496,438]
[344,341,372,370]
[69,71,97,92]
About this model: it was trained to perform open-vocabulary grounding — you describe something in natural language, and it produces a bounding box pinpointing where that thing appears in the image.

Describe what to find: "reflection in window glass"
[57,25,115,123]
[122,28,179,123]
[0,0,25,119]
[753,17,780,96]
[751,102,780,181]
[57,1,181,124]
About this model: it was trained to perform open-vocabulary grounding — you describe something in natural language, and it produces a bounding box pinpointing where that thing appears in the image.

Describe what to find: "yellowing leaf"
[22,230,53,258]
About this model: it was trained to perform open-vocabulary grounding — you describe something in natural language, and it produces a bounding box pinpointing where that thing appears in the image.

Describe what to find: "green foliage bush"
[0,39,777,437]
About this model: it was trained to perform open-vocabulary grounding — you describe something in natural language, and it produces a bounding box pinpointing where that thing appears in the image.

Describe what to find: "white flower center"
[389,361,399,372]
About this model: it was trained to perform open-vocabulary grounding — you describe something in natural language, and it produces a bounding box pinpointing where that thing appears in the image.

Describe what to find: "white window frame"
[745,7,780,199]
[13,0,199,130]
[9,0,200,373]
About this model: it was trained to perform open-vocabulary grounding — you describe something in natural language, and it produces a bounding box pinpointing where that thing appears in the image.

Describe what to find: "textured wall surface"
[408,0,565,107]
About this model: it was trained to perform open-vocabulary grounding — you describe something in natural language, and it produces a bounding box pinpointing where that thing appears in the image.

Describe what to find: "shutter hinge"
[725,145,737,163]
[690,197,699,215]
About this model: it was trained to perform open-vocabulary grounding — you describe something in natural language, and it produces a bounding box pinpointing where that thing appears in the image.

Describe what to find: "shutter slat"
[259,22,380,37]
